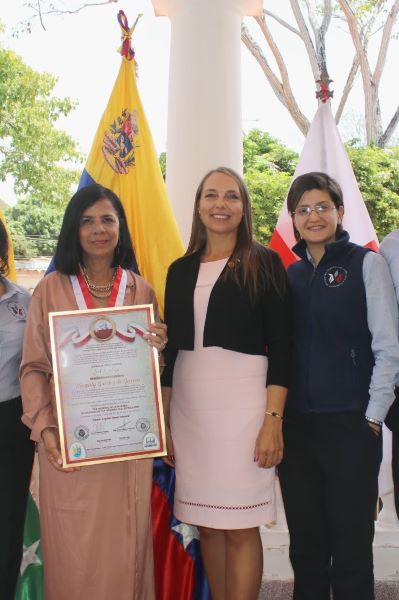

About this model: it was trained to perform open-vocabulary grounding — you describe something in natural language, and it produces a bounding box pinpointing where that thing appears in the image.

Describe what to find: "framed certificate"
[49,304,166,468]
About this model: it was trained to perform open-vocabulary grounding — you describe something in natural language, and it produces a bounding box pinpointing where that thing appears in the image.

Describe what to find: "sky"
[1,0,398,204]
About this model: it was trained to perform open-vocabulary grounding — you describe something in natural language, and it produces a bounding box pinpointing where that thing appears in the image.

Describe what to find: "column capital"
[151,0,263,18]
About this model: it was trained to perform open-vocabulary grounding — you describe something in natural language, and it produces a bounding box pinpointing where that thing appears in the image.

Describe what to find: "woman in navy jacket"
[162,167,291,600]
[279,172,399,600]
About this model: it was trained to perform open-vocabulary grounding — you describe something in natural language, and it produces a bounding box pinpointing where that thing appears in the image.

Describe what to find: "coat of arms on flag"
[102,108,139,174]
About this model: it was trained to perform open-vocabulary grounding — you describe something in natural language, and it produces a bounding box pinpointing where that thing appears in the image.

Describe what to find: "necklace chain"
[80,266,117,297]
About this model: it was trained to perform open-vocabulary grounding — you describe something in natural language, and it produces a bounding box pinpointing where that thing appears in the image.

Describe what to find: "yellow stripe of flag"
[82,18,184,315]
[0,208,17,282]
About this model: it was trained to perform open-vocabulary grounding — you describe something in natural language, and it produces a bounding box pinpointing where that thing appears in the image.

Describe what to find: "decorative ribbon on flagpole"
[316,67,334,103]
[117,10,142,61]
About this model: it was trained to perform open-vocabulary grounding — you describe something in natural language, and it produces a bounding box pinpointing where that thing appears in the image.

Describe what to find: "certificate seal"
[142,433,159,450]
[69,442,87,461]
[74,425,89,441]
[90,315,116,342]
[136,418,150,433]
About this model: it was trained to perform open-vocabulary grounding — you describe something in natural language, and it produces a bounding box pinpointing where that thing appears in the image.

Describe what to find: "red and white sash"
[70,266,127,310]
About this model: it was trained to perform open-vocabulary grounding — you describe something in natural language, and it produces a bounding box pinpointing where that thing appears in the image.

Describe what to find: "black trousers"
[279,410,382,600]
[0,397,35,600]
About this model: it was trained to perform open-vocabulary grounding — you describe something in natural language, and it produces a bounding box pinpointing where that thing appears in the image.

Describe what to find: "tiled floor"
[259,579,399,599]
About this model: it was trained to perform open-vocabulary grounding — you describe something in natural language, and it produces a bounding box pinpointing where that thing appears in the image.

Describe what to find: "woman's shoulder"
[166,252,199,279]
[362,248,390,273]
[5,278,31,300]
[31,271,71,300]
[127,270,154,297]
[33,270,67,290]
[253,241,282,264]
[169,251,197,268]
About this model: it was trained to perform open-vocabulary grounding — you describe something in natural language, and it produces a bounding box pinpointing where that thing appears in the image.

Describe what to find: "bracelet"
[265,411,283,420]
[365,416,382,426]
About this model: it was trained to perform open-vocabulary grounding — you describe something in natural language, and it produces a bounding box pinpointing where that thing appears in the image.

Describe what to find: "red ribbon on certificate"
[59,327,91,349]
[59,322,148,348]
[115,322,147,342]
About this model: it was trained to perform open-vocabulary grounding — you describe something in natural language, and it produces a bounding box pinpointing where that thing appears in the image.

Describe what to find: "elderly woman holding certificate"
[20,184,167,600]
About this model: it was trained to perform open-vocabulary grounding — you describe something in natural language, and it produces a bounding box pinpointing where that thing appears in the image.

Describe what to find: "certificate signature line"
[114,419,135,431]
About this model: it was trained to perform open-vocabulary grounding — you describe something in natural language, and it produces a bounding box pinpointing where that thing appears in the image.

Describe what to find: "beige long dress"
[20,271,156,600]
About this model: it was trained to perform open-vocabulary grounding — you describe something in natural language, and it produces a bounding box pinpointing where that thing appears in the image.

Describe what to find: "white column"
[152,0,263,244]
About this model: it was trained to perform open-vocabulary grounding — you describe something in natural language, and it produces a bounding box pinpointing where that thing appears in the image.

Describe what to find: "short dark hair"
[287,172,344,241]
[54,184,137,274]
[0,220,9,276]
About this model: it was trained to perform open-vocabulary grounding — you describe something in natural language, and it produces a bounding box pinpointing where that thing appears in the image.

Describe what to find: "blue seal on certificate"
[136,418,150,433]
[142,433,159,450]
[69,442,87,460]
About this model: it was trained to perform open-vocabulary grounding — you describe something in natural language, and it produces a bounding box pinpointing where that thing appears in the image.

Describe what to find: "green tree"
[348,144,399,240]
[243,129,399,245]
[159,152,166,178]
[0,41,81,207]
[244,129,298,245]
[6,199,63,257]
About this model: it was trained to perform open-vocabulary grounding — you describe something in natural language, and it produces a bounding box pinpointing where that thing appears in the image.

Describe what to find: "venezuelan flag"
[79,11,184,313]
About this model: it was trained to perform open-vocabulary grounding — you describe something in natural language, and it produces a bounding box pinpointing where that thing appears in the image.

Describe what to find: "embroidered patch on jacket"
[7,301,27,320]
[324,266,348,287]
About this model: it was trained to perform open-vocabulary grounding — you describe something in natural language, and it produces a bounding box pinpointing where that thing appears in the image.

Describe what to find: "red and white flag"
[269,101,378,266]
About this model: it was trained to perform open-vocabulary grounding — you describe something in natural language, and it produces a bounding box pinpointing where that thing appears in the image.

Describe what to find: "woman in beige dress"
[20,184,167,600]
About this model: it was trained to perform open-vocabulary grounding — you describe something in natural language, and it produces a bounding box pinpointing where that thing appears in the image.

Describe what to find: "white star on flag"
[20,539,42,575]
[171,522,200,550]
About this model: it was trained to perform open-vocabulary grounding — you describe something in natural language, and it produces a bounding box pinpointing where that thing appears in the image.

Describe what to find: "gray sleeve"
[363,251,399,421]
[380,232,399,306]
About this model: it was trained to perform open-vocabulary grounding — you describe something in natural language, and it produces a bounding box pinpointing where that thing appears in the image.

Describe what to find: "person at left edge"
[20,184,167,600]
[0,219,34,600]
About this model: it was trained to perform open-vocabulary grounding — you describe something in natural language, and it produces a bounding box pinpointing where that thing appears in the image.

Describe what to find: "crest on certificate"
[90,316,116,342]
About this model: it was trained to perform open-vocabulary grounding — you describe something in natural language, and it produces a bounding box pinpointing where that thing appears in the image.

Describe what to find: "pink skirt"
[170,347,275,529]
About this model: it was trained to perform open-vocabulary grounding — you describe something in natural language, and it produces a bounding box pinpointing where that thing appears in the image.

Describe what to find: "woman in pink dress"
[162,167,291,600]
[20,184,167,600]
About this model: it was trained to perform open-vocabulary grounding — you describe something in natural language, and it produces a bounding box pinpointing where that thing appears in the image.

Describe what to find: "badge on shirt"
[324,266,348,288]
[7,301,27,321]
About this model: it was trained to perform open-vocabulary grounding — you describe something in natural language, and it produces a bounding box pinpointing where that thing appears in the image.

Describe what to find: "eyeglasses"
[293,204,337,218]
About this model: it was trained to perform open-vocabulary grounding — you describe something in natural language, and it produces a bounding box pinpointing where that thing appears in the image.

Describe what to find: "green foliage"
[243,129,399,245]
[0,44,81,207]
[159,152,166,178]
[246,169,293,244]
[347,144,399,240]
[244,129,298,175]
[6,199,63,257]
[244,129,298,245]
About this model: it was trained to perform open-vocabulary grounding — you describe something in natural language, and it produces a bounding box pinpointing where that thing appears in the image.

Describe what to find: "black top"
[161,246,292,388]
